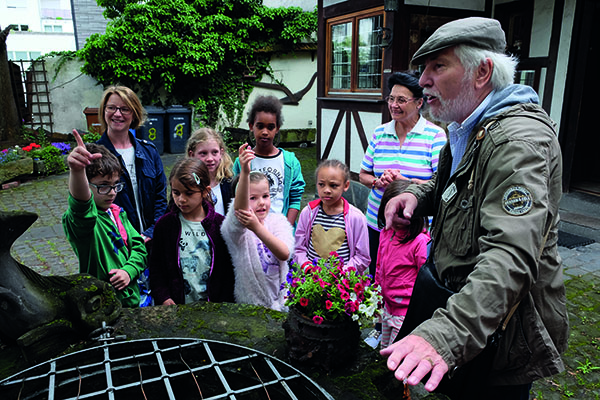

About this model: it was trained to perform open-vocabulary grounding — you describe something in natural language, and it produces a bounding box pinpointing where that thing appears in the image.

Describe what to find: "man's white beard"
[430,77,478,123]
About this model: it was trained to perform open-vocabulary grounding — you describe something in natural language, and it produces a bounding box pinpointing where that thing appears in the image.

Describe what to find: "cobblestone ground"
[0,172,79,276]
[1,148,599,398]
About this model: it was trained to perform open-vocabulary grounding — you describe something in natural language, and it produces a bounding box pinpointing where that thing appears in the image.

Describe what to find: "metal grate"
[0,338,334,400]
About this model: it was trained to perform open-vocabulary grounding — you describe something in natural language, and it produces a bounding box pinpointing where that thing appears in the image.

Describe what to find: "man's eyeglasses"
[386,96,417,105]
[90,182,125,195]
[105,105,133,115]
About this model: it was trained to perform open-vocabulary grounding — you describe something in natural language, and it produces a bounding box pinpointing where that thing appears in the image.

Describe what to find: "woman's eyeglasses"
[105,105,133,115]
[89,182,125,195]
[385,96,417,105]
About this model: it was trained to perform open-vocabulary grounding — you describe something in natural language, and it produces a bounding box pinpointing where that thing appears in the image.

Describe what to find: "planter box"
[33,159,45,175]
[0,158,34,184]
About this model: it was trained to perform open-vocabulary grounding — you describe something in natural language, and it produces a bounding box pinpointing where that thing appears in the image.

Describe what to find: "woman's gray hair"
[454,44,519,90]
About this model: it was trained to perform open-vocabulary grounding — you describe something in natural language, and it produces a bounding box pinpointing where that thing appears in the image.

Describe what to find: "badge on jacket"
[502,186,533,215]
[442,182,457,203]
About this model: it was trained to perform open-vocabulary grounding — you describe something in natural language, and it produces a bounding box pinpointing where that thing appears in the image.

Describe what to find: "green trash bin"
[165,105,192,153]
[139,106,166,155]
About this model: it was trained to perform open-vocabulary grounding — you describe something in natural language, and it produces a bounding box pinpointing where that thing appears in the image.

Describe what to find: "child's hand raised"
[235,209,261,232]
[68,129,102,171]
[238,143,255,174]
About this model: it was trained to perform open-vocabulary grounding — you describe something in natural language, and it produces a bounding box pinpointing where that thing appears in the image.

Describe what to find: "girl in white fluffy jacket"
[221,143,294,311]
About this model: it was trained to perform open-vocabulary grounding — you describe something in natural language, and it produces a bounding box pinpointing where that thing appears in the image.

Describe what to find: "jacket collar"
[308,197,349,216]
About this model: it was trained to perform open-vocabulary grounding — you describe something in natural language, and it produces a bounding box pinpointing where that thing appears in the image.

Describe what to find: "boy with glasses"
[63,130,146,307]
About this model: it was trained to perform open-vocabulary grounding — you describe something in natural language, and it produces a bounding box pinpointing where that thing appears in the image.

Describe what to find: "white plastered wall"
[237,52,317,130]
[320,109,381,173]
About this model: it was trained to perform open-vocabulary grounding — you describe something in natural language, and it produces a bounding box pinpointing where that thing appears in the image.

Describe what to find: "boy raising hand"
[63,130,146,307]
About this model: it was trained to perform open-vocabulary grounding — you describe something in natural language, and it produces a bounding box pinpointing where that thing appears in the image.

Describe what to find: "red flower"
[325,300,332,310]
[300,297,309,307]
[340,291,350,301]
[313,315,323,325]
[23,145,32,152]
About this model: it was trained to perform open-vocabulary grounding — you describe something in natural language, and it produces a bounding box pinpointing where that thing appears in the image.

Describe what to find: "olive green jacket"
[408,102,568,385]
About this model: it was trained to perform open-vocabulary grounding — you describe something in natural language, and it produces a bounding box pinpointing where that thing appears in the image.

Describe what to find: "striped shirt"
[360,116,447,230]
[306,206,351,263]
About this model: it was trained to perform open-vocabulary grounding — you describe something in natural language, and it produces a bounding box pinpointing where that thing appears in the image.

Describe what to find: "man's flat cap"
[411,17,506,65]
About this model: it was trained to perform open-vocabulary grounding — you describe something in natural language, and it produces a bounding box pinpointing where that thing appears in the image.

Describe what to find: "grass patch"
[531,273,600,399]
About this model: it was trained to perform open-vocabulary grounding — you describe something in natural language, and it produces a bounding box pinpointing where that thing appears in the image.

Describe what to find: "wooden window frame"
[325,6,385,98]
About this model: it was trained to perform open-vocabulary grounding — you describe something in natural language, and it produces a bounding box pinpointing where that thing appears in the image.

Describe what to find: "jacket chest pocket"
[139,162,159,180]
[438,194,474,257]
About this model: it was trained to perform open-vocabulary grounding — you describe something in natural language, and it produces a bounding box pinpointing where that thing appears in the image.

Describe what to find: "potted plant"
[282,252,382,370]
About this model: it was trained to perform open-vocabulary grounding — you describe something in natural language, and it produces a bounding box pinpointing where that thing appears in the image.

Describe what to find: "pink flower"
[300,297,309,307]
[354,282,364,294]
[329,251,339,258]
[313,315,323,325]
[340,291,350,301]
[325,300,332,310]
[345,301,357,313]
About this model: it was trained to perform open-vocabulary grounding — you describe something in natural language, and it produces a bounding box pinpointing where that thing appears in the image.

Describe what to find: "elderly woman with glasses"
[359,71,447,277]
[96,85,168,243]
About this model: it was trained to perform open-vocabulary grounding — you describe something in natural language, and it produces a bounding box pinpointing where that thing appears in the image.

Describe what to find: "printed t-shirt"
[178,214,212,303]
[306,206,351,263]
[250,150,285,214]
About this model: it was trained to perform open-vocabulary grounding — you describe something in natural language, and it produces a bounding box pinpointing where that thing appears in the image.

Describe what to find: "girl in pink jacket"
[376,180,429,348]
[294,160,370,274]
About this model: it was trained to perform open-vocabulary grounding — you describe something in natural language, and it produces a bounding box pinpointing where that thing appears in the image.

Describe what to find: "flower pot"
[283,306,360,371]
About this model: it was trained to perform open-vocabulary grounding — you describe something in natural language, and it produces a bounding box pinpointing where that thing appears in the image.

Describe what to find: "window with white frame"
[43,25,63,32]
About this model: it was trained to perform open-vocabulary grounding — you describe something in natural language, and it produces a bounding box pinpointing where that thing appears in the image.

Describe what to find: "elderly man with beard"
[381,17,568,399]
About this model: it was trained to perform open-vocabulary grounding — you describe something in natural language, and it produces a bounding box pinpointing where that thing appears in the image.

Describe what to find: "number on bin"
[174,123,184,138]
